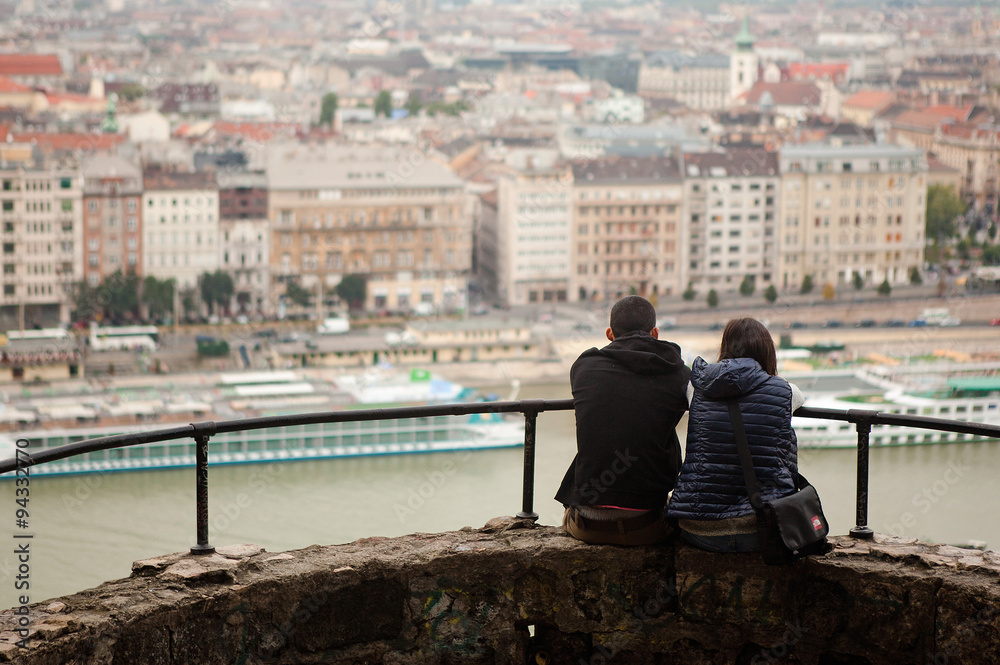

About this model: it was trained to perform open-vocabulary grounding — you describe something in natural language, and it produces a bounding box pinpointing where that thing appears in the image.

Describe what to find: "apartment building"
[142,170,220,290]
[779,144,928,290]
[570,156,684,302]
[638,52,732,111]
[266,143,472,312]
[219,172,270,315]
[82,154,143,285]
[684,149,780,293]
[488,149,573,306]
[0,143,82,327]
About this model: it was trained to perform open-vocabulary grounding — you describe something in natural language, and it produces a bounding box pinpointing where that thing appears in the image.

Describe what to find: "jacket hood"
[690,356,771,399]
[589,330,686,375]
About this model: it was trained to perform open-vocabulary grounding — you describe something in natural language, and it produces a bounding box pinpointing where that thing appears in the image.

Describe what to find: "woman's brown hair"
[718,317,777,376]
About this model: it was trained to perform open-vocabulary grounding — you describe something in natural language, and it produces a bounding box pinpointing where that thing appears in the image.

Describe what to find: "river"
[2,380,999,608]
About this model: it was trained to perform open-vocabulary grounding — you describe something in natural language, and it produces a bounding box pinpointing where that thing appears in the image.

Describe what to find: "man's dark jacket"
[555,330,690,510]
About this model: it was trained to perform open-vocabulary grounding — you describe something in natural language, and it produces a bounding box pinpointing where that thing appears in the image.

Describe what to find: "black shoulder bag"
[726,399,830,565]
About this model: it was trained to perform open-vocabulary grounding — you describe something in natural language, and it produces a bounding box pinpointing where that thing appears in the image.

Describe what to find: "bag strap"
[726,398,765,512]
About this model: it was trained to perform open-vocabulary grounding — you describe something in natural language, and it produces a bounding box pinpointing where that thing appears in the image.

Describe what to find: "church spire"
[735,15,754,52]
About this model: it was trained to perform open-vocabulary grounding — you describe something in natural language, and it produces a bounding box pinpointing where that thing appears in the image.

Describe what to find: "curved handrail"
[1,399,999,552]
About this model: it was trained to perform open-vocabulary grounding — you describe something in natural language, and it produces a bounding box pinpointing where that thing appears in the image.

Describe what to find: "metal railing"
[2,400,1000,552]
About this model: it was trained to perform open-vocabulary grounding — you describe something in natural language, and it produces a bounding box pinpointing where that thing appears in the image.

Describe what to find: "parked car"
[908,319,928,327]
[883,319,906,327]
[938,317,961,327]
[786,321,808,329]
[991,318,1000,326]
[855,319,877,328]
[317,315,350,335]
[823,319,842,328]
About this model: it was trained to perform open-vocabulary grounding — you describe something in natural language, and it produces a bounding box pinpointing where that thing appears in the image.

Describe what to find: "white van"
[317,315,350,335]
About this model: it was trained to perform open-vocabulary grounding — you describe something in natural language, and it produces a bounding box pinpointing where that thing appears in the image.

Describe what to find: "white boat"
[0,368,524,477]
[792,365,1000,449]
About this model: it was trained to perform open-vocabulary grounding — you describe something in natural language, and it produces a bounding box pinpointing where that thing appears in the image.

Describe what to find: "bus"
[4,328,71,342]
[89,325,160,352]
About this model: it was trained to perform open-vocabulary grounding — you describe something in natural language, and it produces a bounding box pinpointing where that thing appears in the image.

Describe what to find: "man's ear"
[605,327,614,341]
[650,327,659,339]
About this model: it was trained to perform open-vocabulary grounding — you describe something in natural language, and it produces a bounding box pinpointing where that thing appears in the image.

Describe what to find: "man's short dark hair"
[609,296,656,337]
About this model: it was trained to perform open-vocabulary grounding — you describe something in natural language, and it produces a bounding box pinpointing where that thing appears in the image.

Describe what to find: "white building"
[142,170,220,290]
[684,149,781,293]
[219,218,271,316]
[487,149,573,305]
[119,110,171,143]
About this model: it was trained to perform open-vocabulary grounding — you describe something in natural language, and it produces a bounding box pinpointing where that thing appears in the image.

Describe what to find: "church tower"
[730,15,759,105]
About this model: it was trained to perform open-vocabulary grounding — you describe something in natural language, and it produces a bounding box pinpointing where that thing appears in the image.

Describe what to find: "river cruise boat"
[0,368,524,476]
[791,364,1000,448]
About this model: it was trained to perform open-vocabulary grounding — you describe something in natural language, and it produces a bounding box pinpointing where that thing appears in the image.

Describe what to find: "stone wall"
[1,517,999,664]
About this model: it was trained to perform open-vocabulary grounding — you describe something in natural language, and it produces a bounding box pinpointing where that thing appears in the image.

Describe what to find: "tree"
[285,280,312,308]
[909,266,923,285]
[180,287,198,320]
[374,90,392,118]
[118,83,146,102]
[71,280,103,323]
[336,274,368,310]
[199,270,235,316]
[822,282,836,301]
[739,275,755,297]
[877,278,892,297]
[926,183,966,241]
[853,272,865,291]
[142,275,175,322]
[318,92,338,127]
[763,284,778,304]
[404,93,422,117]
[800,274,814,294]
[706,289,719,308]
[682,282,696,301]
[99,269,141,322]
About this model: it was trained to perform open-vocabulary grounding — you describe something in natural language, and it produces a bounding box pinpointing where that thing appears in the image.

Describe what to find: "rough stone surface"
[0,524,997,664]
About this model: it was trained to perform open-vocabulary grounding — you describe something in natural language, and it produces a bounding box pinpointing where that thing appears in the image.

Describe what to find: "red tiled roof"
[11,132,125,152]
[744,81,821,107]
[212,121,296,142]
[0,75,32,93]
[843,90,895,111]
[0,54,62,76]
[787,62,849,82]
[0,126,7,142]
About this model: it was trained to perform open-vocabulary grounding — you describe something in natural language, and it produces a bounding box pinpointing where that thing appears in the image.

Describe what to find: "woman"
[668,317,805,552]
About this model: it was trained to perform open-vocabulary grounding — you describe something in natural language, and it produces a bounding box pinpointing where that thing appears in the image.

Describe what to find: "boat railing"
[2,401,1000,553]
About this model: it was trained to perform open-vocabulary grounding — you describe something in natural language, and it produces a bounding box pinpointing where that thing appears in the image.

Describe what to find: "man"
[556,295,690,545]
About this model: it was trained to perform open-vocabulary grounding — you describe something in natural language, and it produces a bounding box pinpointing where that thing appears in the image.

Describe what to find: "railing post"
[190,424,216,554]
[516,401,543,521]
[848,410,876,540]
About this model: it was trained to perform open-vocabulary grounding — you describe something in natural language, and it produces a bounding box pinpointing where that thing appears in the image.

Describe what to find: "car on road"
[317,315,350,335]
[991,318,1000,326]
[883,319,906,327]
[938,317,961,327]
[908,319,928,327]
[786,321,808,329]
[708,322,725,331]
[823,319,842,328]
[855,319,877,328]
[571,322,593,333]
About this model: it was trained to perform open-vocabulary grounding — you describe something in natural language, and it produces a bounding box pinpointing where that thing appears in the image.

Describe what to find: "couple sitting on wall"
[556,295,804,552]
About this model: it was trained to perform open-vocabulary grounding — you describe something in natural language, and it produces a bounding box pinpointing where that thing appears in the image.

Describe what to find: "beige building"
[638,52,731,110]
[779,144,928,290]
[266,143,472,313]
[684,149,781,293]
[931,124,1000,214]
[0,145,83,328]
[570,156,684,302]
